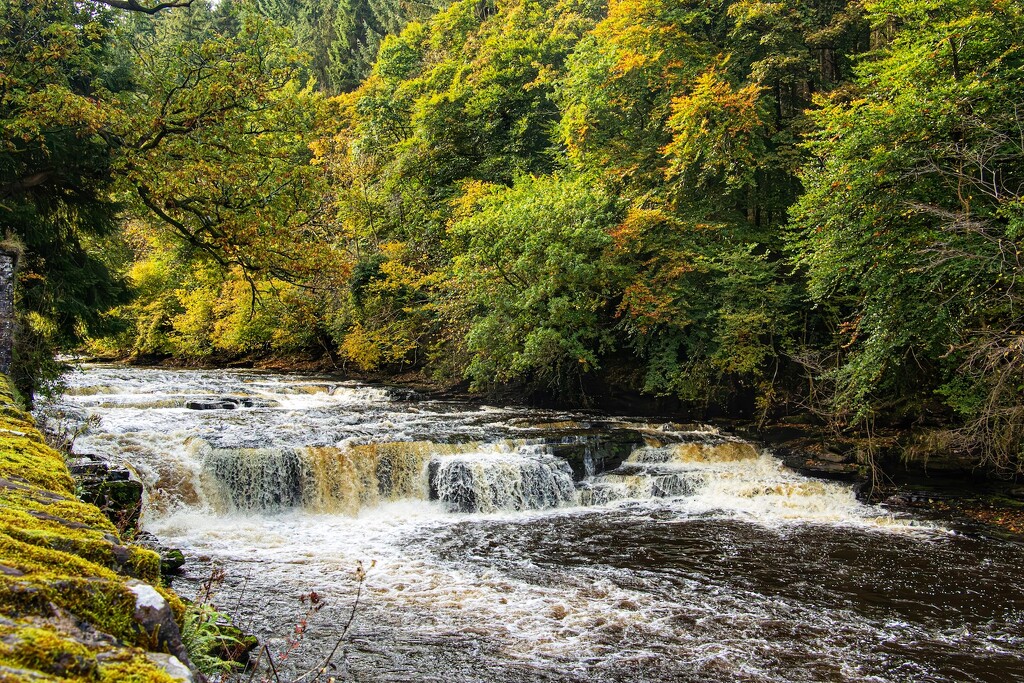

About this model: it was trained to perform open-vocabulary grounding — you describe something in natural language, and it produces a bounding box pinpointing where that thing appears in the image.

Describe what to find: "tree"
[789,0,1024,469]
[0,0,131,396]
[448,174,622,394]
[118,5,330,288]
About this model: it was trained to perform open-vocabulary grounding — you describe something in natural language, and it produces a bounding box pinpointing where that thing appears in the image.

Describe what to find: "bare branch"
[89,0,192,15]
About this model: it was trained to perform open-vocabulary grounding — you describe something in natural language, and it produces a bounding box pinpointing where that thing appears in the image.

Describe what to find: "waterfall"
[198,441,510,514]
[195,432,861,520]
[202,446,307,512]
[430,445,578,513]
[625,440,760,464]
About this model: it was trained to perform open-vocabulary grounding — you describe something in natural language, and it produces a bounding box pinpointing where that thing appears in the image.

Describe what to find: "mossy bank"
[0,375,195,682]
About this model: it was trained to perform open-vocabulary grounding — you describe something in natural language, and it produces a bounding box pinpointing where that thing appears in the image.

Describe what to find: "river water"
[41,366,1024,682]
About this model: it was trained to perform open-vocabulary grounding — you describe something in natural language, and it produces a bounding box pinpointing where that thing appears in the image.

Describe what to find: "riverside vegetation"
[2,0,1024,479]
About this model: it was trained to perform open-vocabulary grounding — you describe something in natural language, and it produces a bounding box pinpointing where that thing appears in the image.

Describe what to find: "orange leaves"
[662,68,767,189]
[597,0,698,83]
[609,207,670,252]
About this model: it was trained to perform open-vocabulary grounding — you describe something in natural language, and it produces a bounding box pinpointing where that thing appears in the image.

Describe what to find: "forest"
[2,0,1023,472]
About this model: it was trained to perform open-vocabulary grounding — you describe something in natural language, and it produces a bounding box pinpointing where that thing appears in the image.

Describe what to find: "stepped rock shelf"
[0,376,196,683]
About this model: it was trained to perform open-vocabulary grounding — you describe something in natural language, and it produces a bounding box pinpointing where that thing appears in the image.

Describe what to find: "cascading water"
[430,444,578,513]
[39,365,1024,682]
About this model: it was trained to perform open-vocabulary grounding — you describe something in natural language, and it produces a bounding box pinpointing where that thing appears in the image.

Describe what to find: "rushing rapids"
[41,365,1024,682]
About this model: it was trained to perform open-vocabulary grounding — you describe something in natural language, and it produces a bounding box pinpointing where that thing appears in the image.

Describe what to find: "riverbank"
[0,375,196,682]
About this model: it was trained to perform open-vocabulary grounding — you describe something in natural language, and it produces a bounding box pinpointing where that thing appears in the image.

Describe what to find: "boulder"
[127,580,194,671]
[73,459,144,532]
[145,653,195,683]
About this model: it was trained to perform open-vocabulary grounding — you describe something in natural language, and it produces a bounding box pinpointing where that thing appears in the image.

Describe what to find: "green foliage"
[119,4,328,282]
[0,0,131,397]
[181,602,244,675]
[789,0,1024,467]
[607,207,794,404]
[449,174,622,390]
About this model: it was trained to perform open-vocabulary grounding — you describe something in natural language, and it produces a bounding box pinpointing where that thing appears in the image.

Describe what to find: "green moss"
[0,625,97,679]
[0,374,190,682]
[0,436,75,497]
[0,624,185,683]
[0,659,63,681]
[157,587,185,624]
[13,497,118,534]
[0,574,137,644]
[98,656,180,683]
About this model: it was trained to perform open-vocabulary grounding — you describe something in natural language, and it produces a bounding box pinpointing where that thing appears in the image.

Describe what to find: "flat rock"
[145,653,195,683]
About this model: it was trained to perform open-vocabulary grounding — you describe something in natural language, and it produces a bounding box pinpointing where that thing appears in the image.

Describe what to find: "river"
[41,365,1024,682]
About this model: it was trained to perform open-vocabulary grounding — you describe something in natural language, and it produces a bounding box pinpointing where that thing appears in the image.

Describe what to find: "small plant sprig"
[245,560,373,683]
[183,565,250,680]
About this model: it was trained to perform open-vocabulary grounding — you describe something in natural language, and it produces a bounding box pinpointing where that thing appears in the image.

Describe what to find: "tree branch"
[89,0,192,15]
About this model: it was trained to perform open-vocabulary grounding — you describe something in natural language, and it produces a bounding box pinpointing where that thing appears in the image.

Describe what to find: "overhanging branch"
[90,0,192,15]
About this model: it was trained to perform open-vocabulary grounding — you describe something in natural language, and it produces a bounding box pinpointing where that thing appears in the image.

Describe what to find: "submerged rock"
[184,396,268,410]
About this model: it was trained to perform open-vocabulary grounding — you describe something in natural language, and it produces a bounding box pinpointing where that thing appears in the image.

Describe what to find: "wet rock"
[769,441,865,482]
[879,492,911,507]
[799,459,862,478]
[134,531,187,578]
[817,444,850,463]
[69,457,129,481]
[0,664,53,681]
[145,653,195,683]
[128,580,193,669]
[161,548,186,575]
[387,387,422,402]
[185,398,238,410]
[26,509,91,530]
[184,396,263,410]
[547,427,646,480]
[853,480,874,503]
[74,460,144,532]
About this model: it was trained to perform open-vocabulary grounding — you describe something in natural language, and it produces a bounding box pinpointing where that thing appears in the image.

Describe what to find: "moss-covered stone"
[0,375,192,682]
[0,621,182,683]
